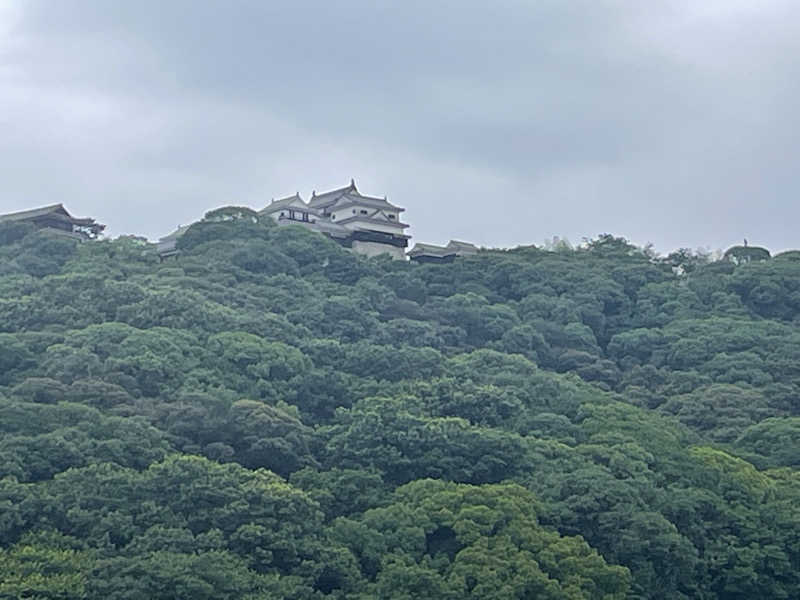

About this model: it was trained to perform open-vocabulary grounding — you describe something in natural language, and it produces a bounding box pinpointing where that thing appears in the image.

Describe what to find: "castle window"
[388,214,395,219]
[352,209,356,214]
[360,209,368,215]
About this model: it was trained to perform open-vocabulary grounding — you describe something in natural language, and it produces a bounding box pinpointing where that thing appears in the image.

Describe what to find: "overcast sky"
[2,1,799,253]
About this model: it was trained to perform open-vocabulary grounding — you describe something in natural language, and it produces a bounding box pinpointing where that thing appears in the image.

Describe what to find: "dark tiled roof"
[0,204,71,222]
[330,195,404,212]
[307,180,406,215]
[0,203,105,231]
[408,240,478,258]
[447,240,478,252]
[158,224,192,242]
[262,201,323,222]
[260,193,308,213]
[408,243,451,257]
[308,182,356,208]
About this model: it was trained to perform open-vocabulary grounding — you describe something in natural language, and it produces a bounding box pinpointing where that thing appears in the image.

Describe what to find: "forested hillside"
[1,216,799,599]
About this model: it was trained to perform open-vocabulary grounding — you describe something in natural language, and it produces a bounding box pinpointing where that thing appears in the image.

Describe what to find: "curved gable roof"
[259,193,310,214]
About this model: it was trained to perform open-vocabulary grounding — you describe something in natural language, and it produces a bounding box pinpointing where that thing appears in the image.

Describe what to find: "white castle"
[144,178,478,261]
[259,179,410,260]
[0,182,479,263]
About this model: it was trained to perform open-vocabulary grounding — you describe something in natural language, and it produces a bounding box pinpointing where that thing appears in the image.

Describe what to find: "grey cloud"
[2,0,800,251]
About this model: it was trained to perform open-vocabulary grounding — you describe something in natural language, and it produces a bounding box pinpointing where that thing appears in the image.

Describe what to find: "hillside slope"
[0,218,798,599]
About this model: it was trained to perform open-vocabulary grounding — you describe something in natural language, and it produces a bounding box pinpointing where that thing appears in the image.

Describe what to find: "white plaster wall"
[373,209,399,221]
[331,207,400,223]
[351,240,406,260]
[330,207,359,222]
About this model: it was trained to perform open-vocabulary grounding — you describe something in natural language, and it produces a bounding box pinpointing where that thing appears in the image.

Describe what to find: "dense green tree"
[734,417,800,468]
[723,245,770,265]
[659,384,774,442]
[332,479,630,599]
[0,220,798,599]
[0,532,93,600]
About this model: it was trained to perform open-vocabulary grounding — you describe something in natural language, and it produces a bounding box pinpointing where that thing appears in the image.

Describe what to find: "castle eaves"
[331,196,405,213]
[335,215,409,229]
[0,204,71,222]
[260,193,308,213]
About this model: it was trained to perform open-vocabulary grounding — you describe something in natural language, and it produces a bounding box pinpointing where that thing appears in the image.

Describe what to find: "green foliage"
[0,532,92,600]
[332,479,630,599]
[0,222,799,598]
[11,231,79,277]
[204,206,260,222]
[724,245,771,264]
[322,397,532,485]
[734,417,800,468]
[0,221,36,246]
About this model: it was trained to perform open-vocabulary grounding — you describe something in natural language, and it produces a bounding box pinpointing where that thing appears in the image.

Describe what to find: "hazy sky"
[2,1,799,253]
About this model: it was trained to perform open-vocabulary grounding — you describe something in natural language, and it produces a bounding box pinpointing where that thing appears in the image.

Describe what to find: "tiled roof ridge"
[0,203,68,221]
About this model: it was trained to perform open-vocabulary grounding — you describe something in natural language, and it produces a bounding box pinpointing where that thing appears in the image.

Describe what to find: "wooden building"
[0,204,105,241]
[407,240,478,263]
[156,224,192,258]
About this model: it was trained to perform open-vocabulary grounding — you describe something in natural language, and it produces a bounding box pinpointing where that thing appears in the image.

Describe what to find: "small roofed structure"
[259,194,353,244]
[408,240,478,263]
[0,204,105,241]
[156,224,191,259]
[260,193,320,226]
